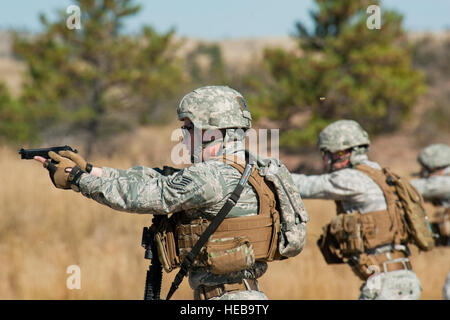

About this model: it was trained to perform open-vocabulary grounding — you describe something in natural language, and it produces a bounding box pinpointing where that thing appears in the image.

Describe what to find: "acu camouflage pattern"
[317,119,370,153]
[293,156,387,214]
[255,155,309,257]
[411,165,450,208]
[189,261,268,290]
[444,272,450,300]
[211,290,268,300]
[177,86,252,130]
[359,270,422,300]
[418,143,450,170]
[293,151,423,299]
[412,144,450,207]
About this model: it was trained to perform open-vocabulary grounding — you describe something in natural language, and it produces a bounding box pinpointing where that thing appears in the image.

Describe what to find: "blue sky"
[0,0,449,39]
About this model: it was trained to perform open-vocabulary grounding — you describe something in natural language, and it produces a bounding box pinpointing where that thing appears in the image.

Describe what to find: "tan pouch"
[206,237,255,275]
[329,213,364,256]
[330,214,345,238]
[344,212,364,255]
[317,224,345,264]
[154,219,180,273]
[342,213,365,255]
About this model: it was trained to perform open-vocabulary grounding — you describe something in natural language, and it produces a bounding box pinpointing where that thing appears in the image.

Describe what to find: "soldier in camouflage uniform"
[35,85,305,300]
[292,120,422,300]
[410,144,450,213]
[410,143,450,299]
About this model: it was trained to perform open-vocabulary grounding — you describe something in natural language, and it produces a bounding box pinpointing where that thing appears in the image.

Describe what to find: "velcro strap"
[68,165,85,186]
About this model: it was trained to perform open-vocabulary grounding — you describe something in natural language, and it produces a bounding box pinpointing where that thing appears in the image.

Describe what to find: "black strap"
[68,165,85,187]
[166,163,253,300]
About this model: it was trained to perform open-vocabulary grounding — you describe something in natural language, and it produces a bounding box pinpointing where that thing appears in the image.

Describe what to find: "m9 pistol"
[19,145,78,160]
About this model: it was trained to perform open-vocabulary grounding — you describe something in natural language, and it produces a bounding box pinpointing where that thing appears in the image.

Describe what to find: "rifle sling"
[166,163,253,300]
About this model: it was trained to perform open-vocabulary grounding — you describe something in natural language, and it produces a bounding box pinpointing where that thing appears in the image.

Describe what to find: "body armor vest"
[152,155,281,275]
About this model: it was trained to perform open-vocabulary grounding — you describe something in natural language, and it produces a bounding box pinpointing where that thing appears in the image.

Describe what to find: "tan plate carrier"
[155,155,281,274]
[319,164,413,280]
[177,156,281,264]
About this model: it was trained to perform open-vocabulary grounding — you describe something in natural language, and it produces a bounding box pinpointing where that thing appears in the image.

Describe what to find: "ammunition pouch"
[206,236,255,275]
[331,212,365,256]
[318,210,409,264]
[152,216,180,272]
[317,224,344,264]
[176,214,278,274]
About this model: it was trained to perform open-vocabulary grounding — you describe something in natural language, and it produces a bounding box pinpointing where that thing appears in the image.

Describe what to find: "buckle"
[382,258,411,273]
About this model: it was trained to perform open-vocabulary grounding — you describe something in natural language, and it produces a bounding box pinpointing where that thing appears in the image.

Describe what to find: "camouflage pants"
[443,271,450,300]
[359,270,422,300]
[210,290,268,300]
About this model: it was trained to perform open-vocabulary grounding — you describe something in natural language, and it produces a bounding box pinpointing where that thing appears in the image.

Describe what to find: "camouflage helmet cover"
[318,119,370,153]
[177,86,252,130]
[418,143,450,169]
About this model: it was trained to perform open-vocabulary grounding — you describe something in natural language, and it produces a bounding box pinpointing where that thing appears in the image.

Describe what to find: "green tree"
[0,82,36,143]
[13,0,184,154]
[250,0,425,148]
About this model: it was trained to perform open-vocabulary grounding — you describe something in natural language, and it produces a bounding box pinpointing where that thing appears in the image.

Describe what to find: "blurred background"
[0,0,449,299]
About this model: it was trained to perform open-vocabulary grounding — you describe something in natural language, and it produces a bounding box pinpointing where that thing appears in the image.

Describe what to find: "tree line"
[1,0,445,155]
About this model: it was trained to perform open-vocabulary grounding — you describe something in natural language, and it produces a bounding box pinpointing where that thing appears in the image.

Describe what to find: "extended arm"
[78,163,226,214]
[292,170,369,200]
[410,177,450,201]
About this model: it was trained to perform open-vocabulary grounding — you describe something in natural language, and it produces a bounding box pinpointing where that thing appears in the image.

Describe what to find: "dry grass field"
[0,30,448,300]
[1,124,448,300]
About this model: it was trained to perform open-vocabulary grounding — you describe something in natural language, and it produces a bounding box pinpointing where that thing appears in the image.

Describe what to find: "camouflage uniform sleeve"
[78,163,227,214]
[292,170,371,200]
[410,177,450,201]
[101,166,161,179]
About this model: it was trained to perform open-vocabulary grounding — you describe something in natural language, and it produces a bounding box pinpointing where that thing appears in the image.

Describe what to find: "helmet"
[317,120,370,153]
[177,86,252,130]
[418,144,450,170]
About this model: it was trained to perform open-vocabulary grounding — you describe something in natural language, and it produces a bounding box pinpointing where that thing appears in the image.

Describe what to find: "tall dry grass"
[1,126,448,300]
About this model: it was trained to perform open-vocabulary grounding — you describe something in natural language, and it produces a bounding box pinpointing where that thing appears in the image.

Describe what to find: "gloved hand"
[43,151,77,189]
[58,150,93,173]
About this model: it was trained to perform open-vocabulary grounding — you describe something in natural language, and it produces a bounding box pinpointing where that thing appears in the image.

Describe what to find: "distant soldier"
[34,85,308,300]
[410,143,450,299]
[292,119,430,300]
[411,143,450,245]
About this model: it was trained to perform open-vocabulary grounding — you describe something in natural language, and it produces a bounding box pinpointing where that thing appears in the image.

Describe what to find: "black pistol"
[19,145,78,160]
